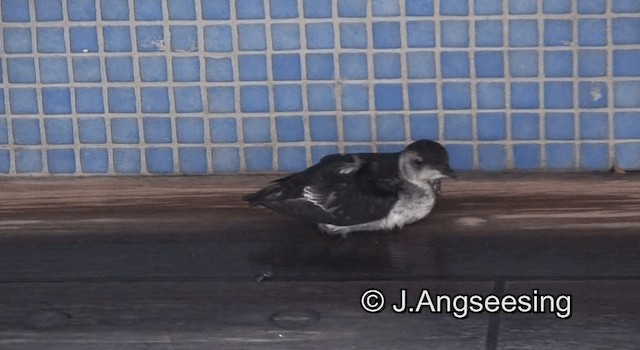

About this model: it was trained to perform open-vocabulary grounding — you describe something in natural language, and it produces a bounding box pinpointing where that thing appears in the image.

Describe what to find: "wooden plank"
[0,281,491,349]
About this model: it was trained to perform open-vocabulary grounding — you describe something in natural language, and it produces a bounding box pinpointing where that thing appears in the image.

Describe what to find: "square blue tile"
[170,26,198,52]
[544,51,573,77]
[339,53,368,79]
[0,150,8,173]
[344,115,372,142]
[70,27,99,53]
[476,20,503,47]
[238,24,266,51]
[172,57,200,82]
[376,114,405,141]
[207,87,236,113]
[475,51,504,78]
[238,55,268,81]
[108,88,136,113]
[509,50,538,77]
[543,0,571,13]
[479,145,506,171]
[243,117,271,143]
[106,57,134,82]
[308,84,336,111]
[206,57,233,82]
[614,50,640,76]
[615,143,640,169]
[7,58,36,84]
[407,21,435,48]
[306,23,334,49]
[578,0,606,14]
[513,144,540,169]
[80,148,108,173]
[9,89,38,114]
[410,114,438,141]
[240,86,270,113]
[511,83,539,109]
[373,22,401,49]
[440,0,468,15]
[613,0,640,13]
[345,145,373,153]
[311,145,339,164]
[579,113,608,140]
[310,115,338,141]
[2,0,30,22]
[177,117,205,143]
[79,117,107,144]
[73,57,101,82]
[134,0,163,20]
[478,113,506,140]
[13,119,41,145]
[0,119,7,144]
[146,147,174,174]
[475,0,502,15]
[614,112,640,139]
[509,20,538,47]
[270,0,298,18]
[509,0,536,14]
[544,20,572,47]
[47,149,76,174]
[406,0,433,15]
[613,18,640,45]
[236,0,265,19]
[37,27,66,53]
[0,92,4,114]
[407,52,435,79]
[36,0,63,21]
[210,118,237,143]
[441,20,469,47]
[544,82,573,109]
[68,0,96,20]
[136,25,164,52]
[578,19,607,47]
[306,53,334,80]
[139,57,167,82]
[272,24,300,50]
[3,28,32,53]
[39,57,69,84]
[446,144,473,170]
[441,51,470,78]
[213,147,240,173]
[143,117,172,144]
[141,87,170,113]
[113,148,141,173]
[512,113,540,140]
[111,118,139,144]
[276,116,305,142]
[374,53,401,79]
[373,0,400,16]
[203,25,232,52]
[545,113,575,140]
[278,147,307,172]
[274,85,303,112]
[179,147,207,174]
[174,87,203,113]
[375,84,403,111]
[43,88,72,115]
[168,0,196,20]
[341,84,369,111]
[546,143,575,169]
[340,23,367,49]
[408,83,437,111]
[304,0,331,18]
[101,0,129,20]
[478,83,505,109]
[579,82,608,108]
[580,143,609,170]
[614,81,640,108]
[273,54,301,81]
[245,147,273,171]
[578,50,607,77]
[16,149,42,173]
[45,118,73,145]
[103,26,132,52]
[202,0,231,19]
[338,0,366,17]
[442,83,471,110]
[444,114,472,140]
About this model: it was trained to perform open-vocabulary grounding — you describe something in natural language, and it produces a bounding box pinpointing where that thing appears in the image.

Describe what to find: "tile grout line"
[228,0,247,173]
[605,0,616,169]
[536,0,547,169]
[297,0,312,168]
[433,0,445,145]
[332,0,345,154]
[263,0,279,172]
[468,0,480,170]
[572,2,580,170]
[0,5,16,175]
[502,0,514,170]
[30,1,48,175]
[195,0,213,174]
[398,0,411,146]
[365,0,377,152]
[161,0,177,175]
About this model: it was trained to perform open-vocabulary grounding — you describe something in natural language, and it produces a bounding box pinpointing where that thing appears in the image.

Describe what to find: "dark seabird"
[243,140,454,236]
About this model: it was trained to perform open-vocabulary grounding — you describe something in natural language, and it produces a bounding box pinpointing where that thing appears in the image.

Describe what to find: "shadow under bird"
[243,140,454,236]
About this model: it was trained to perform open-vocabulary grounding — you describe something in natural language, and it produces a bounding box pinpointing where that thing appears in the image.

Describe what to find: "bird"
[243,139,454,236]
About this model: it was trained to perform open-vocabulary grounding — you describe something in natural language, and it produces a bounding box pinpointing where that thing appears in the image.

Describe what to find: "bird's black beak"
[442,164,457,179]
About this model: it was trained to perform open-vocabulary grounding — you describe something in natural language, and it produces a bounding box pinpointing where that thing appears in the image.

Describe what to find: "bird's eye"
[413,158,424,165]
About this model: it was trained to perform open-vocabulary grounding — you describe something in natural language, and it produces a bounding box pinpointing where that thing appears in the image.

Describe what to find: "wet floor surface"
[1,174,639,349]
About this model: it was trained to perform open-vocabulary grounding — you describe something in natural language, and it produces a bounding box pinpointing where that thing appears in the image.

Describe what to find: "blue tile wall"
[0,1,639,176]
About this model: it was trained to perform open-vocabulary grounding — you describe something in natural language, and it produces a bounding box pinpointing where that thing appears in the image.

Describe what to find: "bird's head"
[399,140,455,187]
